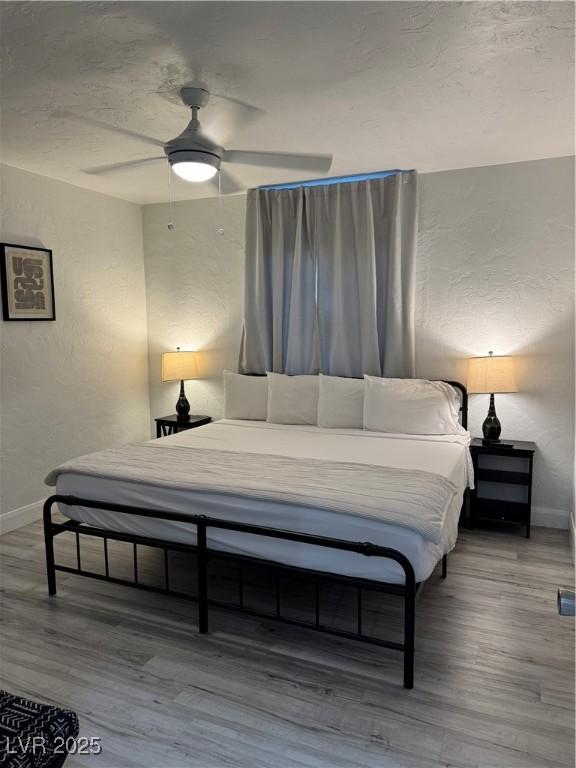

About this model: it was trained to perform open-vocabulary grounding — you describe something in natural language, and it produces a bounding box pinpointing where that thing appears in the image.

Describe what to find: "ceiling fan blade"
[53,110,165,148]
[210,92,263,114]
[218,168,244,195]
[202,95,264,146]
[210,93,264,132]
[223,150,332,172]
[82,157,166,175]
[157,85,263,118]
[158,86,264,146]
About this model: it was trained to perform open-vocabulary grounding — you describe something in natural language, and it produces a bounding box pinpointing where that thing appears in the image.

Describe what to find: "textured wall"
[416,156,574,522]
[143,195,245,431]
[0,164,150,516]
[143,157,574,524]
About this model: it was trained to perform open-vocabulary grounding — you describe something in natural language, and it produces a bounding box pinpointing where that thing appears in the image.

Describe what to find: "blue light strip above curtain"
[259,169,408,191]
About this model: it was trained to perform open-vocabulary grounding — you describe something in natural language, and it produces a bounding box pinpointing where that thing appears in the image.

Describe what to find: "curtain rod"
[258,169,410,191]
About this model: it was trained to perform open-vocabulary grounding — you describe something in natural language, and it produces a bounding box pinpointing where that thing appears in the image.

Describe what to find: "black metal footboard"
[43,494,446,689]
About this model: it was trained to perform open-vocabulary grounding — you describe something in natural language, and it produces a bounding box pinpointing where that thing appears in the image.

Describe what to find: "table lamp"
[162,347,199,421]
[467,351,517,444]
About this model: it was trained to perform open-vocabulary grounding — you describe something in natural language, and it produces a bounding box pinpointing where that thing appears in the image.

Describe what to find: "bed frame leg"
[196,520,209,634]
[43,498,57,596]
[403,573,416,689]
[441,554,447,579]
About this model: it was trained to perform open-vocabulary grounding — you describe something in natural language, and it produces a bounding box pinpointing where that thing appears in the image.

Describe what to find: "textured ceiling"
[1,1,574,204]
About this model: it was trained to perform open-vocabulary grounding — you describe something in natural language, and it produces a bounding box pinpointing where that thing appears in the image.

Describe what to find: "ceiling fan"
[81,87,333,190]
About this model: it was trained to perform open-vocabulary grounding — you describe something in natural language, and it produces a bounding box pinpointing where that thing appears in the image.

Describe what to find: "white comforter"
[47,420,471,583]
[47,440,460,546]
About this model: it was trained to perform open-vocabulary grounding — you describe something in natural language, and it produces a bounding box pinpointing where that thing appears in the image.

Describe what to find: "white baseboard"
[0,499,44,536]
[532,506,570,530]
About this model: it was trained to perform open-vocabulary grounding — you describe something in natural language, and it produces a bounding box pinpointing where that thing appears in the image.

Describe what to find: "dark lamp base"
[482,393,502,443]
[175,379,191,422]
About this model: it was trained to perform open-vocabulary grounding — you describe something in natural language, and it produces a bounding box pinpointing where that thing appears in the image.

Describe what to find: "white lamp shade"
[162,351,199,382]
[467,354,517,394]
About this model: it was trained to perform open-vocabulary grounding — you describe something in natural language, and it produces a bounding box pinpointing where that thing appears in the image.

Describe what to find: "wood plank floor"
[0,520,574,768]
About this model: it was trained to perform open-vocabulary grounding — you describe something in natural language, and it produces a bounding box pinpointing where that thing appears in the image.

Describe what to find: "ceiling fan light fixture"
[172,161,218,182]
[166,148,221,183]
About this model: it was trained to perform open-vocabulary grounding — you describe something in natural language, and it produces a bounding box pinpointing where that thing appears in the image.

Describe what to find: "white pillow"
[318,374,364,429]
[223,371,268,420]
[363,377,466,435]
[267,373,319,425]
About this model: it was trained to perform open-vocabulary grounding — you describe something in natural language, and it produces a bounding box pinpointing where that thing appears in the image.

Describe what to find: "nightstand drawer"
[475,481,529,504]
[472,499,529,525]
[476,468,530,485]
[477,453,531,473]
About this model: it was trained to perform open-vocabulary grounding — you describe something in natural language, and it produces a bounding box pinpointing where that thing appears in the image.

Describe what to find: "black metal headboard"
[245,373,468,430]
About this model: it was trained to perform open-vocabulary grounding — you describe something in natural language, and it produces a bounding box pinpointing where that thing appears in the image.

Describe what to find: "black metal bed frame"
[43,381,467,691]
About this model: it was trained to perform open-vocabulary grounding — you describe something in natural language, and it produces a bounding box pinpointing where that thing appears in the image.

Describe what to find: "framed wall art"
[0,243,55,321]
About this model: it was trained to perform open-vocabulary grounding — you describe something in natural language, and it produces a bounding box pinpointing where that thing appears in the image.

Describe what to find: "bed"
[43,380,470,690]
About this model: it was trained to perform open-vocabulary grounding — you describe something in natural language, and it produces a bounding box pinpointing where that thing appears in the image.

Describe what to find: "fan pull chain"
[216,171,224,236]
[167,162,175,231]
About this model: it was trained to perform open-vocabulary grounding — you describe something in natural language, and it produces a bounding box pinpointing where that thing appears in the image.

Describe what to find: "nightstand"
[155,414,211,438]
[469,438,536,538]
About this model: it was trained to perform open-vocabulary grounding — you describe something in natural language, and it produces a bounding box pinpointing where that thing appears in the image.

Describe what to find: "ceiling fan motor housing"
[165,147,222,174]
[164,110,223,173]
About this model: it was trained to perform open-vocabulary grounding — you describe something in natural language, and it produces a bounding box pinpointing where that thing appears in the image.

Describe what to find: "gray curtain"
[240,171,417,377]
[239,187,318,374]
